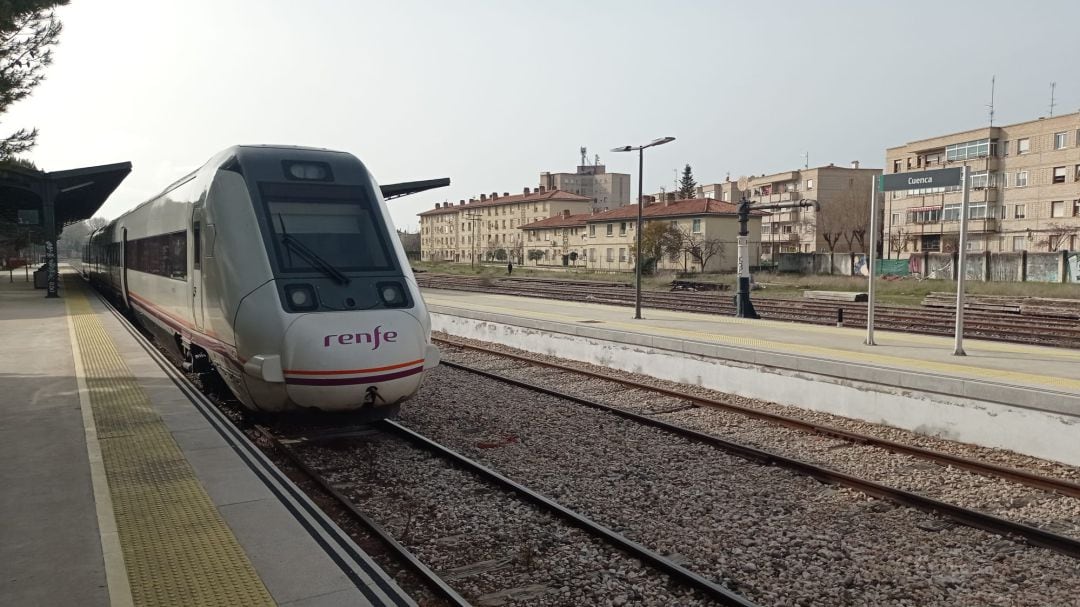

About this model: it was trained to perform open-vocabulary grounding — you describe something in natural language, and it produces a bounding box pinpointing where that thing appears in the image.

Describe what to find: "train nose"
[279,310,436,411]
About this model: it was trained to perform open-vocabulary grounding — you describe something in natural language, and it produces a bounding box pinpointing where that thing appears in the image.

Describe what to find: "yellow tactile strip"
[65,282,275,607]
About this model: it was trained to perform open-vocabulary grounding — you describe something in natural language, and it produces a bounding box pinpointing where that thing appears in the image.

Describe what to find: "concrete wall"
[780,249,1076,283]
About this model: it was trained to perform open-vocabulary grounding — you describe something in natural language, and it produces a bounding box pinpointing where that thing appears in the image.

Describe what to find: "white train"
[84,145,441,415]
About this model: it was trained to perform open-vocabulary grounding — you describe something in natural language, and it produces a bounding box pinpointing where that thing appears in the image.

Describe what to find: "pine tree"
[677,164,697,199]
[0,1,69,159]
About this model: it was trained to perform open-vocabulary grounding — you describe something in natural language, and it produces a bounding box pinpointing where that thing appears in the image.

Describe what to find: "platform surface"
[422,288,1080,414]
[1,272,391,606]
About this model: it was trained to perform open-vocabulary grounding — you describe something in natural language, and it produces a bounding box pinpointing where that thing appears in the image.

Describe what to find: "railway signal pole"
[735,197,818,318]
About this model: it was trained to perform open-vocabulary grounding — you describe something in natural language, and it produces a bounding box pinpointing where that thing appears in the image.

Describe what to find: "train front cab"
[211,148,438,413]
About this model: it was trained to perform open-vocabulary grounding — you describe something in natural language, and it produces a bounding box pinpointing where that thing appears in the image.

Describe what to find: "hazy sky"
[6,0,1079,231]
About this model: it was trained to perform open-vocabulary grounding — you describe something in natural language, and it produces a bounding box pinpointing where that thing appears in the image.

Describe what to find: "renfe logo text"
[324,326,398,350]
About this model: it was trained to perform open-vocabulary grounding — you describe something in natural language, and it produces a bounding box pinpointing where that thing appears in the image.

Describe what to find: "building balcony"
[900,187,999,206]
[753,191,800,204]
[905,217,999,235]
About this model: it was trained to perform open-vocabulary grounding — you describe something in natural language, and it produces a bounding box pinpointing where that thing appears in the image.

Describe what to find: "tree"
[526,249,544,262]
[638,221,681,273]
[1036,223,1080,251]
[568,251,578,266]
[493,248,507,261]
[0,1,69,159]
[57,216,106,257]
[683,230,725,271]
[889,227,910,257]
[677,164,697,200]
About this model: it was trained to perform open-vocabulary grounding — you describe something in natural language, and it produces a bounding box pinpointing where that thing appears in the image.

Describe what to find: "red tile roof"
[586,198,766,222]
[417,189,591,217]
[520,213,591,230]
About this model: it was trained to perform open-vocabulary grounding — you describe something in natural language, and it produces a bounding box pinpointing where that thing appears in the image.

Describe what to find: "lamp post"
[611,136,675,319]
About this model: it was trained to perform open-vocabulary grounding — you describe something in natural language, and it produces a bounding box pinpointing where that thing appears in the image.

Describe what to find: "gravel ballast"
[403,344,1080,607]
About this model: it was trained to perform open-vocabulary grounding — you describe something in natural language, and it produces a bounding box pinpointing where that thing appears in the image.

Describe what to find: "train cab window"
[266,196,394,274]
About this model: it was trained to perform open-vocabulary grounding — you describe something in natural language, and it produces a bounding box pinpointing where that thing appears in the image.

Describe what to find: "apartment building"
[521,198,762,272]
[884,111,1080,257]
[695,165,880,258]
[519,211,590,266]
[418,187,593,263]
[539,158,631,211]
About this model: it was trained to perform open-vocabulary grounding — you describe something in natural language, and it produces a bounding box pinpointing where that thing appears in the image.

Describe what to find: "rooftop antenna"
[803,151,809,169]
[594,153,600,166]
[580,146,587,167]
[1049,82,1057,117]
[987,75,996,127]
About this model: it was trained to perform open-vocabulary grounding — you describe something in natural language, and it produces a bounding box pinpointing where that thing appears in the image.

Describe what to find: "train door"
[191,208,205,330]
[121,228,130,308]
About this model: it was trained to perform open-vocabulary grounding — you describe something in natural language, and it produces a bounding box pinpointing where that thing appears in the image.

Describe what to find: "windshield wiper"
[276,213,350,286]
[281,235,350,285]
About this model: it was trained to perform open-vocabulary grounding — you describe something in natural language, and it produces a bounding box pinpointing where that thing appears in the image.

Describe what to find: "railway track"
[416,274,1080,348]
[434,336,1080,561]
[255,420,756,606]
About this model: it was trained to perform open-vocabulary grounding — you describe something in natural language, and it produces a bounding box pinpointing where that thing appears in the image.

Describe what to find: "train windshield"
[266,198,395,274]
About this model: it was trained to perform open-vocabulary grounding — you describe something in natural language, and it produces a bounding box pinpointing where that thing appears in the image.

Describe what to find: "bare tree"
[889,227,910,257]
[1035,223,1080,251]
[820,189,871,252]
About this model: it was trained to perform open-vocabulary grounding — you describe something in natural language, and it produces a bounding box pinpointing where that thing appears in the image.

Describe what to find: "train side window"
[193,222,201,270]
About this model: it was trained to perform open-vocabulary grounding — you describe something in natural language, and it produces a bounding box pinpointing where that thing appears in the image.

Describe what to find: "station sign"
[878,167,963,192]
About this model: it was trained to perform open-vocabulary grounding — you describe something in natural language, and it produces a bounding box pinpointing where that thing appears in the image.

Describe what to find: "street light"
[611,136,676,319]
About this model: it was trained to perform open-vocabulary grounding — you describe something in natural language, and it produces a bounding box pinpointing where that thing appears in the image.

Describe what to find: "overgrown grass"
[412,261,1080,306]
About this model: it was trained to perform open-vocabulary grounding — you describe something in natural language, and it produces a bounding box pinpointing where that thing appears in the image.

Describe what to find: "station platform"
[422,288,1080,465]
[1,270,413,607]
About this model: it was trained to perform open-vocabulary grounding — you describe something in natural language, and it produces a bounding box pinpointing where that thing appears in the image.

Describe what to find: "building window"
[1002,141,1010,156]
[589,224,595,236]
[806,179,814,190]
[1051,201,1066,218]
[942,204,961,221]
[910,208,942,223]
[945,138,994,161]
[605,248,614,262]
[1053,167,1066,184]
[1017,138,1030,154]
[892,159,901,173]
[891,212,900,225]
[1012,236,1025,252]
[619,222,627,236]
[606,223,613,236]
[588,248,596,262]
[618,248,626,262]
[1055,132,1068,150]
[1016,171,1028,187]
[782,225,793,234]
[1014,204,1026,219]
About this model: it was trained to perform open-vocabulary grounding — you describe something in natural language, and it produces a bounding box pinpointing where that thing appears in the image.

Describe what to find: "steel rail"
[376,420,759,607]
[437,356,1080,561]
[435,337,1080,500]
[252,425,474,607]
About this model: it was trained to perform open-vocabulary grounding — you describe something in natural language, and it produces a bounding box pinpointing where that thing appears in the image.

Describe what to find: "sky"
[5,0,1080,231]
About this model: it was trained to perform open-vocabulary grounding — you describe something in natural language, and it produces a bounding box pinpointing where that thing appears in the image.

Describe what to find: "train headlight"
[377,282,408,308]
[282,160,333,182]
[284,284,318,312]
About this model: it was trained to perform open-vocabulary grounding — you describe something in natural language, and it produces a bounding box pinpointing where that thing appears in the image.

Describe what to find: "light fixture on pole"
[611,136,676,319]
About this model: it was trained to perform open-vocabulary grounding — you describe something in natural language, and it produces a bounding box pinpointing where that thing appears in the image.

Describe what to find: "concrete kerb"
[430,308,1080,466]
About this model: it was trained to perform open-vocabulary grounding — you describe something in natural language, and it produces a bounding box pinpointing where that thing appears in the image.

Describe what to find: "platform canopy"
[0,160,132,297]
[0,161,132,229]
